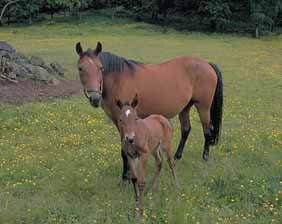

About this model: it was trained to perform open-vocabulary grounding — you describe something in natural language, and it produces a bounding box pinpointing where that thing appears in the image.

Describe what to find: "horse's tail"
[209,63,223,145]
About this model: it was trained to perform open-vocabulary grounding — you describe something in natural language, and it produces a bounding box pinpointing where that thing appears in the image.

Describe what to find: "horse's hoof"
[202,151,209,161]
[118,178,130,187]
[120,173,131,185]
[174,153,182,160]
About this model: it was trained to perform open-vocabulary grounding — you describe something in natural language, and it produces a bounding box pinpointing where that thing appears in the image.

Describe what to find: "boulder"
[7,62,29,77]
[0,51,12,60]
[30,56,45,66]
[50,62,64,76]
[7,72,17,80]
[49,78,60,86]
[0,41,16,53]
[41,64,55,74]
[0,42,66,83]
[31,66,50,82]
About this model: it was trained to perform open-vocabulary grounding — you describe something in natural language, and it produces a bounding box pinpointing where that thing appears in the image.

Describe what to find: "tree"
[0,0,20,26]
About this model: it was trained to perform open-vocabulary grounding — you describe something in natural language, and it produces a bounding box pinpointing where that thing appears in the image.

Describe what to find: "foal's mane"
[85,49,142,75]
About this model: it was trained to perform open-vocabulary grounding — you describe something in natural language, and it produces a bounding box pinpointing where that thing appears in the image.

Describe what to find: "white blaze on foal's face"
[119,106,138,142]
[125,109,131,117]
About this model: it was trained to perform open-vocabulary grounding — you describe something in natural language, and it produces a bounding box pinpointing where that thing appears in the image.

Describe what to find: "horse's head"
[116,94,139,146]
[75,42,104,108]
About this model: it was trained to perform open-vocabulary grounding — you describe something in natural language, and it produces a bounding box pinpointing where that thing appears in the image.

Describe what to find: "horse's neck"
[102,72,136,120]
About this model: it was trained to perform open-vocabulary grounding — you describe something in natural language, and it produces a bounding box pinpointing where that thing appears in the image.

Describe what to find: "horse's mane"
[99,52,142,75]
[85,49,142,75]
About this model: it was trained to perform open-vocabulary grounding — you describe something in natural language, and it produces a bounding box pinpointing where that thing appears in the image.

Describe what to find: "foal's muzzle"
[84,90,102,108]
[125,135,135,145]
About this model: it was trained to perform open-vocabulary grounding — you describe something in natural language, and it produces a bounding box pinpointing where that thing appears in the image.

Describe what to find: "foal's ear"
[76,42,83,56]
[115,99,123,109]
[94,41,102,56]
[131,94,138,108]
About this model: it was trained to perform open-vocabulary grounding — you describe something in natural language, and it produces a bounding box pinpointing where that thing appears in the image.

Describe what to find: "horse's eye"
[78,67,82,72]
[100,67,104,72]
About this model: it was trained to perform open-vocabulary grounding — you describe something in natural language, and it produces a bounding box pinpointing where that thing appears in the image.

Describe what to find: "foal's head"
[116,95,139,145]
[75,42,104,107]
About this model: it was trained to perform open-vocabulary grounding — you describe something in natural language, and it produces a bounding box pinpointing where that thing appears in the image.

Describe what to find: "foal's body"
[116,97,178,214]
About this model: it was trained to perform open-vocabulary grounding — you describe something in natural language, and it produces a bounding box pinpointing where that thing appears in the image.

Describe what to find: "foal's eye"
[100,67,104,71]
[78,67,82,72]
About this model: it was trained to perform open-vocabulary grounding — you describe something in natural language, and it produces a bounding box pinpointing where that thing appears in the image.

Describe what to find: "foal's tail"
[209,63,223,145]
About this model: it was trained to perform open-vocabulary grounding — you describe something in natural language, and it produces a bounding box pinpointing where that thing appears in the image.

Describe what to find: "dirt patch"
[0,80,82,105]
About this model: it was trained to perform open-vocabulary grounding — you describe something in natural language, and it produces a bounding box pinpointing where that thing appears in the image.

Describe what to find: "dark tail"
[209,63,223,145]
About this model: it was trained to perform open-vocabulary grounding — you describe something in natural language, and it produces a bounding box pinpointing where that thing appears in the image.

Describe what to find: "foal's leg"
[174,102,193,160]
[195,105,213,161]
[148,145,162,193]
[128,157,140,208]
[165,142,180,189]
[137,152,149,215]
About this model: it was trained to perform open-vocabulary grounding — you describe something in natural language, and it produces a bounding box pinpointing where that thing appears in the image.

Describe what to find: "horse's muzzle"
[89,92,102,108]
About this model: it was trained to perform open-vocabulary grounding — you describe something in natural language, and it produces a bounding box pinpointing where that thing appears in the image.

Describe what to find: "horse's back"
[133,56,217,118]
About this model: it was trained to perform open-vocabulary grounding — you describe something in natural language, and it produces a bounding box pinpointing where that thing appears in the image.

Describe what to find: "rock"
[0,41,16,53]
[49,78,60,86]
[7,72,17,80]
[0,42,65,83]
[15,58,30,66]
[14,52,29,61]
[31,66,50,81]
[50,62,64,76]
[30,56,45,66]
[7,62,28,77]
[0,50,12,60]
[41,64,55,74]
[22,63,35,74]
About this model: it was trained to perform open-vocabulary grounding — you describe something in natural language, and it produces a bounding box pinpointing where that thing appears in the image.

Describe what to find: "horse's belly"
[138,96,186,119]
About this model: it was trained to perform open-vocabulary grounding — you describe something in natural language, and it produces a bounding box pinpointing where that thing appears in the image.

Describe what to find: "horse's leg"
[115,121,130,182]
[121,149,130,181]
[174,102,193,160]
[195,105,213,161]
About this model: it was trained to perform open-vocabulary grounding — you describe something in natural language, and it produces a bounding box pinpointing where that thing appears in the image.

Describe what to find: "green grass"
[0,11,282,224]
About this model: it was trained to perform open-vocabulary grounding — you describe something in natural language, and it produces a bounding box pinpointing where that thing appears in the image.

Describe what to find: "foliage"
[1,0,282,34]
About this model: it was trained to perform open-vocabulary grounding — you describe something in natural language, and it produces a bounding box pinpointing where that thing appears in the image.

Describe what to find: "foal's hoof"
[202,151,209,161]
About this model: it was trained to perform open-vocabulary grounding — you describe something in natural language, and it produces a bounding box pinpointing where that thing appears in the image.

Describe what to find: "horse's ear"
[116,99,123,109]
[76,42,83,56]
[94,41,102,56]
[131,94,138,108]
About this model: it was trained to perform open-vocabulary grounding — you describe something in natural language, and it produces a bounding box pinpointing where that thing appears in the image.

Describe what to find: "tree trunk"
[254,25,259,38]
[0,0,20,26]
[7,5,10,25]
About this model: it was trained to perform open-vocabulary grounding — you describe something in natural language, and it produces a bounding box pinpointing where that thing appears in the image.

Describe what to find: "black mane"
[98,52,142,75]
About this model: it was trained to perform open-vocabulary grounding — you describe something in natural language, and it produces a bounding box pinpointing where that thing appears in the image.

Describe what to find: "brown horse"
[116,95,179,214]
[75,42,223,181]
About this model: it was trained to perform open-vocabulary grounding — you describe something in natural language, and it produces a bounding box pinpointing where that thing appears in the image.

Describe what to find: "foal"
[116,95,179,214]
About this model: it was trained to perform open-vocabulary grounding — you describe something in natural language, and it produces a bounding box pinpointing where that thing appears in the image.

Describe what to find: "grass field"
[0,11,282,224]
